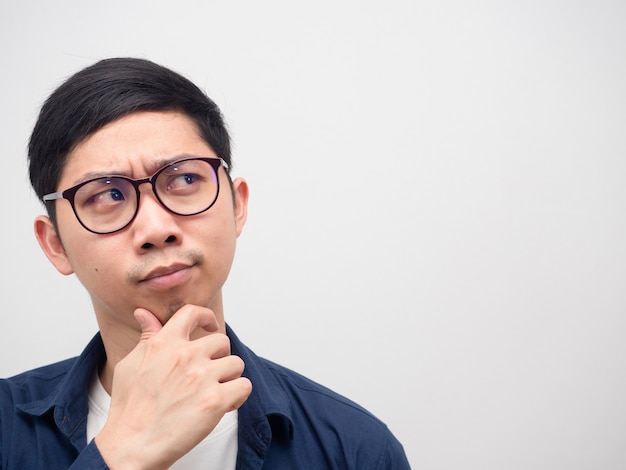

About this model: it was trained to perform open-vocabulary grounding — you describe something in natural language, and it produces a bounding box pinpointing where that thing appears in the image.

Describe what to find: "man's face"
[38,111,248,335]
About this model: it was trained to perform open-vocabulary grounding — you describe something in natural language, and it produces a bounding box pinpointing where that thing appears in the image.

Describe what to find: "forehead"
[60,111,215,186]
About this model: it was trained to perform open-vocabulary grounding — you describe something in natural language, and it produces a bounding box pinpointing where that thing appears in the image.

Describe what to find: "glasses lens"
[74,177,137,233]
[154,159,219,215]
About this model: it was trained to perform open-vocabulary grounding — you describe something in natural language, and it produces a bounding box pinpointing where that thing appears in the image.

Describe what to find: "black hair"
[28,57,232,226]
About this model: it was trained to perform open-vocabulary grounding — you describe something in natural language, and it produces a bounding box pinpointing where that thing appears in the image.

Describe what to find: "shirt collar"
[226,325,294,442]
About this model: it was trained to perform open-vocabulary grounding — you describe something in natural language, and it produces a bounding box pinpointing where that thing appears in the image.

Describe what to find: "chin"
[157,300,186,324]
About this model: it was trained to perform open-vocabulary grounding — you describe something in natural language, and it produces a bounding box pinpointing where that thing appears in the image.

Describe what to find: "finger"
[162,304,220,338]
[202,333,232,360]
[134,308,164,341]
[220,377,253,411]
[215,355,246,382]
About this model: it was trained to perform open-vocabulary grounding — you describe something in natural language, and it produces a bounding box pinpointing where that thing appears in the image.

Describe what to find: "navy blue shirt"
[0,326,410,469]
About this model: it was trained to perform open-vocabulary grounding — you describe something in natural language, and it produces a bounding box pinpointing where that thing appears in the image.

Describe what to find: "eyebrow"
[69,154,201,186]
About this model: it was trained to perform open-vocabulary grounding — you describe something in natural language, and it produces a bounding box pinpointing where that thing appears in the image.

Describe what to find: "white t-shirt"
[86,371,238,469]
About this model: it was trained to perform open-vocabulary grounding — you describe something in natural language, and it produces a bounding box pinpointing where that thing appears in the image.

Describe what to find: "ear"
[231,177,249,238]
[34,215,74,275]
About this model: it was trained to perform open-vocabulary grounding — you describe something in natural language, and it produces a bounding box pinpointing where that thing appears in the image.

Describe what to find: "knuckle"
[174,347,194,365]
[145,334,167,352]
[200,387,224,410]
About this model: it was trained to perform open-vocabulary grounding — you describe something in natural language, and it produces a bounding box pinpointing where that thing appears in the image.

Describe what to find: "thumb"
[134,308,163,341]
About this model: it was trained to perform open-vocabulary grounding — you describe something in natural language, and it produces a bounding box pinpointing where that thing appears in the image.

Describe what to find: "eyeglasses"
[43,157,229,234]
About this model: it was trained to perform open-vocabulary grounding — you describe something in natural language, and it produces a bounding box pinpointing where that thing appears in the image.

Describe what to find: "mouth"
[141,263,194,288]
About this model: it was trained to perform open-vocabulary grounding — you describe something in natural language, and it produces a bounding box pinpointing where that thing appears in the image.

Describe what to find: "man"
[0,58,410,469]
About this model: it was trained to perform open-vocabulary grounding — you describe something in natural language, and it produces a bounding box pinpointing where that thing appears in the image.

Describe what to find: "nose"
[131,184,183,250]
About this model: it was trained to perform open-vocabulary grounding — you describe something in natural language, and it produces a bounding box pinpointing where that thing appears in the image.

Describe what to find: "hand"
[94,305,252,469]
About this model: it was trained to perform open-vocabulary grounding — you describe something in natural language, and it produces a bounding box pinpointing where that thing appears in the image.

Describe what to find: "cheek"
[61,235,119,287]
[192,215,237,272]
[55,205,93,254]
[71,253,108,282]
[199,224,237,265]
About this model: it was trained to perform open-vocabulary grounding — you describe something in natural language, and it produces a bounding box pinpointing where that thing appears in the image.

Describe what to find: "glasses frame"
[43,156,229,235]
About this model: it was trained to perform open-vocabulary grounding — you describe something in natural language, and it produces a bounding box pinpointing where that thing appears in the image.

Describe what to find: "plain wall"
[1,1,625,468]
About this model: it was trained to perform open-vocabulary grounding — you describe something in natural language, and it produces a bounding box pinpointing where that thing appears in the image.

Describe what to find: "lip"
[141,263,193,288]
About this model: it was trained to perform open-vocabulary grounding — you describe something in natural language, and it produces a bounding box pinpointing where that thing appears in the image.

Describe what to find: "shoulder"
[264,358,382,422]
[0,358,77,403]
[0,333,105,407]
[230,327,383,426]
[259,358,410,468]
[228,326,411,467]
[0,358,76,395]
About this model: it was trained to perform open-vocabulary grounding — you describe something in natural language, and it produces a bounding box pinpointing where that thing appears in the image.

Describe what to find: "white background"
[1,1,625,468]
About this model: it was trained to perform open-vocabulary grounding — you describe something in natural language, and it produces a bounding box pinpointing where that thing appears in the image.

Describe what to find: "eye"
[76,178,130,211]
[181,173,198,186]
[92,187,126,204]
[166,172,203,192]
